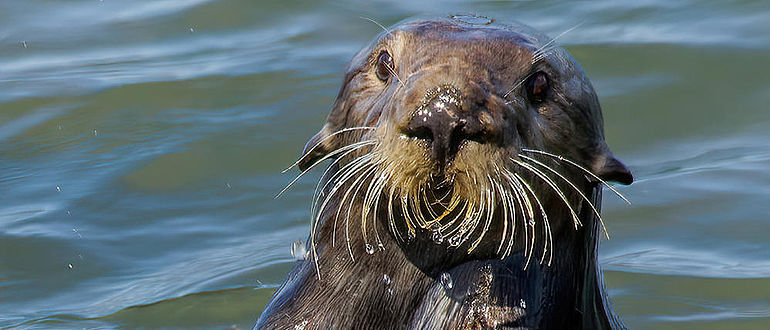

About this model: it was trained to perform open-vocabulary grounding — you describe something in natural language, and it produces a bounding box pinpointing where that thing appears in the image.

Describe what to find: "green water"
[1,0,769,328]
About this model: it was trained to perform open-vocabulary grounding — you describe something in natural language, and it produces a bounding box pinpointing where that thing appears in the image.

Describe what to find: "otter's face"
[297,18,632,264]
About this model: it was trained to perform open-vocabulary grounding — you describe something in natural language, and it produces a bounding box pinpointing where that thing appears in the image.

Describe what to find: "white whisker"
[282,127,376,173]
[310,155,373,279]
[521,148,631,205]
[512,158,581,228]
[277,139,375,198]
[519,154,610,239]
[330,155,376,247]
[530,22,584,64]
[514,173,553,266]
[359,16,390,35]
[312,143,376,219]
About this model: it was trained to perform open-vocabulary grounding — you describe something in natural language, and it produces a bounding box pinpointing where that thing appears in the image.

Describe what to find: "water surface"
[2,0,770,328]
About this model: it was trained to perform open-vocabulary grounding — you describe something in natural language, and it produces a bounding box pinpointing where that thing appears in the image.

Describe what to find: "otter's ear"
[591,151,633,185]
[297,70,355,171]
[297,125,335,171]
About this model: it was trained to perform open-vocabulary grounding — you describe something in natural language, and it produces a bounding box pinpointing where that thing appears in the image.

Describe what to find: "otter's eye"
[376,50,394,82]
[526,71,549,103]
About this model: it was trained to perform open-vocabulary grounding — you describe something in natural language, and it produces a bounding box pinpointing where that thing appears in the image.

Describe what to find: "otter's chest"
[409,261,556,329]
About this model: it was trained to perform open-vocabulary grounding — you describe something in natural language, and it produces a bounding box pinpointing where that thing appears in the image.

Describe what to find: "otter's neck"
[257,183,621,329]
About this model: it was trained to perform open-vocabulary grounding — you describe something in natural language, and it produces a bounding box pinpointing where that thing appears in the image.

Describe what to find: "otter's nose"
[403,87,484,165]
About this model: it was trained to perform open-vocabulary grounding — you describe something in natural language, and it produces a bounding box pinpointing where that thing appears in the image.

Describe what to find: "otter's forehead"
[394,19,541,49]
[376,19,555,78]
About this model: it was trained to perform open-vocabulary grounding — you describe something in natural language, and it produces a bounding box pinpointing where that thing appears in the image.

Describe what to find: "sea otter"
[257,15,633,329]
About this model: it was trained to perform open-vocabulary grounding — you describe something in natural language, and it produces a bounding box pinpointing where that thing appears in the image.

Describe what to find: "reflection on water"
[1,0,769,328]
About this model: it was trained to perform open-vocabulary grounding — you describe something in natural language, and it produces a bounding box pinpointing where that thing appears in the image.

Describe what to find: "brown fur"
[259,15,632,329]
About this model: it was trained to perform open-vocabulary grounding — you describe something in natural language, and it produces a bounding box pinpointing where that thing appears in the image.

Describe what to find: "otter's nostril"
[403,85,491,164]
[406,125,433,141]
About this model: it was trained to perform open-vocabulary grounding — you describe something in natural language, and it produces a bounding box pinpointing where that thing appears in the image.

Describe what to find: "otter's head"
[296,16,632,269]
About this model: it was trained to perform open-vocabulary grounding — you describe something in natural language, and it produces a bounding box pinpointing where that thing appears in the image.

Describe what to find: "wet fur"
[258,16,631,329]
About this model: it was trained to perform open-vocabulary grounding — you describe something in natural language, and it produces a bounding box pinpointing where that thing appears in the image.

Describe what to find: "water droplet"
[66,210,71,216]
[365,244,375,254]
[56,186,61,192]
[290,240,307,261]
[377,242,384,250]
[57,124,62,130]
[67,263,74,269]
[431,231,444,244]
[226,182,231,188]
[528,219,535,226]
[383,274,391,285]
[519,298,527,309]
[93,129,98,136]
[21,41,27,48]
[448,235,462,247]
[294,320,308,330]
[440,272,453,290]
[189,27,195,33]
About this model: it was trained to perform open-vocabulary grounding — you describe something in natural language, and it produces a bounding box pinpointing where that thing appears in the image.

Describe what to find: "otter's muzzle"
[403,86,485,165]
